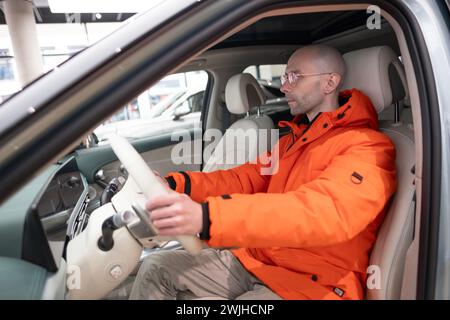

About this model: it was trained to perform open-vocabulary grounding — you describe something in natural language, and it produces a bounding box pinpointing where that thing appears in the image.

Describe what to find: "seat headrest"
[225,73,266,114]
[342,46,408,113]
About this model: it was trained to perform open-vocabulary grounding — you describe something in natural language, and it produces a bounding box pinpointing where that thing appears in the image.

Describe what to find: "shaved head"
[288,44,346,89]
[281,45,347,119]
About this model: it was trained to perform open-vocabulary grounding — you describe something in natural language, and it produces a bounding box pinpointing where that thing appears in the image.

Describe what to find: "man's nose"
[280,82,291,94]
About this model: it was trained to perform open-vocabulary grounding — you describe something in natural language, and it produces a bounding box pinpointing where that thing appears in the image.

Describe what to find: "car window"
[161,90,205,117]
[93,70,208,143]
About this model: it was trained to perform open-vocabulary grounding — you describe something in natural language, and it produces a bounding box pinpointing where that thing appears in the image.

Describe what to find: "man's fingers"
[149,206,177,221]
[152,216,183,230]
[146,193,183,211]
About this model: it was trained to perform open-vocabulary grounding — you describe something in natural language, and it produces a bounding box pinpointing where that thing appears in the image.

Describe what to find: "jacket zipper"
[285,112,322,153]
[285,129,295,153]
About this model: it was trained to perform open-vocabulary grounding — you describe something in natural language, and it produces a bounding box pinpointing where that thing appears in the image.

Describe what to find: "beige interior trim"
[381,8,421,300]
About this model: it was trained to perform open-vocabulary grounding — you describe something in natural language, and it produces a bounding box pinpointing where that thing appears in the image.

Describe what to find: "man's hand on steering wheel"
[146,192,203,237]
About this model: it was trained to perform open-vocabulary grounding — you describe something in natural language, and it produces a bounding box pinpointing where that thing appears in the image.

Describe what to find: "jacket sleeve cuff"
[199,202,211,240]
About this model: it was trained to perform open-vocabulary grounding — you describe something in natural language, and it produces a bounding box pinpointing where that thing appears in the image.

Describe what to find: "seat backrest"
[342,46,415,300]
[203,73,274,172]
[374,123,415,299]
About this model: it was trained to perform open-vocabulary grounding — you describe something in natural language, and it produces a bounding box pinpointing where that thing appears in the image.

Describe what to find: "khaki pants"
[129,248,281,300]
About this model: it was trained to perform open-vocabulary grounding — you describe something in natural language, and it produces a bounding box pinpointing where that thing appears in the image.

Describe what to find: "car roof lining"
[211,10,381,49]
[176,14,398,73]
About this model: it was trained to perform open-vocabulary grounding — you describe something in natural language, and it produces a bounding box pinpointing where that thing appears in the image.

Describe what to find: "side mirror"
[173,105,191,121]
[84,132,99,148]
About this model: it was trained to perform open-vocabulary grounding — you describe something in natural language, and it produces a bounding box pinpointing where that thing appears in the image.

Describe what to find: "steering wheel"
[108,134,204,255]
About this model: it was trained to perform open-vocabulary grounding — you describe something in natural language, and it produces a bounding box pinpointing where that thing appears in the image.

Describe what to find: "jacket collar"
[278,88,379,155]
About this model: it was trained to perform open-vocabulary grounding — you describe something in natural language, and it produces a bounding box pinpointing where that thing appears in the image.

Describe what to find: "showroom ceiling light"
[47,0,161,13]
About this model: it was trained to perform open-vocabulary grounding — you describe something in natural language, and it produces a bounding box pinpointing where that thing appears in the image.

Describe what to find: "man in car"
[129,44,397,300]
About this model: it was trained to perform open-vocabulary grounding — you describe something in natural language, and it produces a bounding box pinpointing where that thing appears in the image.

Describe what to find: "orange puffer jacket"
[167,88,397,300]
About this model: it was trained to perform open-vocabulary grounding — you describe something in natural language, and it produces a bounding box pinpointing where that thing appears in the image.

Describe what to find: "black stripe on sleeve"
[199,202,211,240]
[179,171,191,195]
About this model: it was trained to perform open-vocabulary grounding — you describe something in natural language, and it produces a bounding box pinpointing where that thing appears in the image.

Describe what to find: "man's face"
[280,56,325,116]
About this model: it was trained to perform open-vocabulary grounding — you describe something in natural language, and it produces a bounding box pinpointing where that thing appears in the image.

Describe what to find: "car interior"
[0,4,422,300]
[153,10,416,300]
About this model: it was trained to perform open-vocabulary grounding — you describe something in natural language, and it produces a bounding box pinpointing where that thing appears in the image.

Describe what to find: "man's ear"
[324,73,341,94]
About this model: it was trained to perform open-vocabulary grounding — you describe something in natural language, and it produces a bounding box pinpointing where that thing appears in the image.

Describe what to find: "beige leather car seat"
[342,45,415,300]
[202,73,274,172]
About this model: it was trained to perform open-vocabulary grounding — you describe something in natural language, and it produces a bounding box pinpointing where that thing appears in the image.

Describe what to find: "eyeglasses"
[281,71,334,87]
